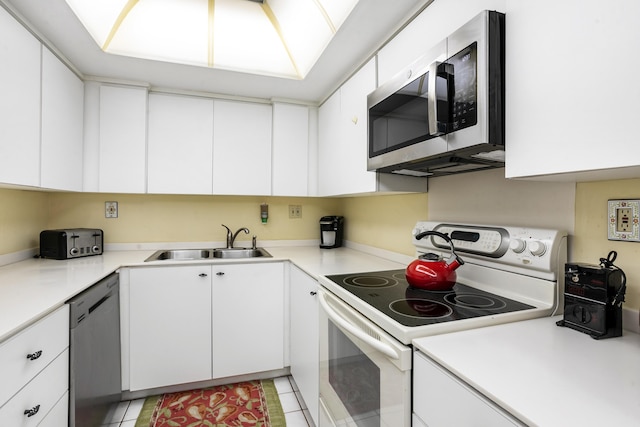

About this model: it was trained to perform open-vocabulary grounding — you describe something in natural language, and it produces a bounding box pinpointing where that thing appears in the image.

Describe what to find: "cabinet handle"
[216,272,225,276]
[310,291,317,296]
[26,350,43,361]
[198,273,208,277]
[24,405,40,417]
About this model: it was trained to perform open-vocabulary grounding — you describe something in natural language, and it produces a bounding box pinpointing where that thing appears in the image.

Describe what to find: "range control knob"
[69,247,79,256]
[509,239,526,253]
[91,245,100,253]
[529,240,547,256]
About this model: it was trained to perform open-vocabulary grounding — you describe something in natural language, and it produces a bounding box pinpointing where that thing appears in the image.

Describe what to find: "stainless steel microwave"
[367,10,505,177]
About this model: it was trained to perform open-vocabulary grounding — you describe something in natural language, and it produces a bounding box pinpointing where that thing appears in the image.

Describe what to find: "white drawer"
[37,391,69,427]
[0,305,69,406]
[0,348,69,426]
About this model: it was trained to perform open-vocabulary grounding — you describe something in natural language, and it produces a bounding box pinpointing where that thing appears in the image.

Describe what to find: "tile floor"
[103,376,314,427]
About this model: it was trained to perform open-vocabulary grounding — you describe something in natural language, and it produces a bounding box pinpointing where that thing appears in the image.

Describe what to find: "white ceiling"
[3,0,432,104]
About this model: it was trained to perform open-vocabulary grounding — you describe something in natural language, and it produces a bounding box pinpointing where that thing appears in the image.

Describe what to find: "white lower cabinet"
[0,305,69,426]
[289,265,319,426]
[127,262,285,391]
[128,265,213,391]
[413,350,523,427]
[211,262,285,378]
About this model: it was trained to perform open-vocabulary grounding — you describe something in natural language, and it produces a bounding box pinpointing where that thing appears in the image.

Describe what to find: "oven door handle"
[319,291,400,360]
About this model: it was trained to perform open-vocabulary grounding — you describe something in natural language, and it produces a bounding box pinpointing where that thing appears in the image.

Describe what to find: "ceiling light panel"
[64,0,360,79]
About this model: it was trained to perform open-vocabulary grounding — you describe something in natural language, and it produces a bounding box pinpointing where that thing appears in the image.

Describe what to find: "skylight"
[64,0,360,79]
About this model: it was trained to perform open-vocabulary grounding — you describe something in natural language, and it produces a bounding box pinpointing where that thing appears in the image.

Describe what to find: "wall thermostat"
[607,199,640,242]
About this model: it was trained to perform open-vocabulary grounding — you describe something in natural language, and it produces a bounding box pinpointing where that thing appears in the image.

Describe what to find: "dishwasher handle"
[318,290,399,360]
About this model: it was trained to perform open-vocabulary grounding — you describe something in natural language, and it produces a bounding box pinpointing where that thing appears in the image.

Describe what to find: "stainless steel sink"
[145,247,271,262]
[212,248,271,259]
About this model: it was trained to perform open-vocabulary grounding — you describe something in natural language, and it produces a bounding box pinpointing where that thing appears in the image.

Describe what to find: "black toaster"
[39,228,104,260]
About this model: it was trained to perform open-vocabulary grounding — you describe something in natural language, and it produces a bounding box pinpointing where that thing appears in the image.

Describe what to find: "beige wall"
[342,193,428,256]
[0,189,49,254]
[46,193,343,245]
[573,179,640,310]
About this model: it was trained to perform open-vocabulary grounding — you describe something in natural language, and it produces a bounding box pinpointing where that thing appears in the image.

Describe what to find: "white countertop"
[0,245,405,343]
[413,315,640,427]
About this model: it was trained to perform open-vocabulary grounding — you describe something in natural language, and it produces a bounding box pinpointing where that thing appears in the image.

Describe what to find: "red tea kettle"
[405,230,465,291]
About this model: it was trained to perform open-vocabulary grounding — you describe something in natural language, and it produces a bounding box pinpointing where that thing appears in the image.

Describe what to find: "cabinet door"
[129,266,212,390]
[318,89,342,196]
[213,100,272,195]
[413,351,523,427]
[99,85,147,193]
[272,103,309,196]
[0,7,41,187]
[505,0,640,180]
[148,93,214,194]
[41,48,84,191]
[338,59,377,194]
[212,263,284,378]
[289,265,319,426]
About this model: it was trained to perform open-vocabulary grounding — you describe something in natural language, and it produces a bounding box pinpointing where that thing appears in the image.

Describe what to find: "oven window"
[328,321,380,426]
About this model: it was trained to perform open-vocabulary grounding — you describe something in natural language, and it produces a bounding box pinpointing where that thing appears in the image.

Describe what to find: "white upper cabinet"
[504,0,640,181]
[41,49,84,191]
[98,85,148,193]
[212,99,272,195]
[272,102,310,196]
[148,93,214,194]
[318,59,427,196]
[0,6,41,187]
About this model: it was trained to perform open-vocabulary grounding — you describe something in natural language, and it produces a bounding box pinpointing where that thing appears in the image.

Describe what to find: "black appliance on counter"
[557,251,627,339]
[320,216,344,249]
[40,228,103,259]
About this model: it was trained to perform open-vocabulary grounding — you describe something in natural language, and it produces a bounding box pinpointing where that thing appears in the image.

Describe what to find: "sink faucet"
[221,224,250,248]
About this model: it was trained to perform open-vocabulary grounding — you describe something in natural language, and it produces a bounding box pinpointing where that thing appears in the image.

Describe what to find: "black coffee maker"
[557,251,626,339]
[320,216,344,249]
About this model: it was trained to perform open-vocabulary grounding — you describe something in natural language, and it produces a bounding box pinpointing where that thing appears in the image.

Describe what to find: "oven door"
[318,288,412,427]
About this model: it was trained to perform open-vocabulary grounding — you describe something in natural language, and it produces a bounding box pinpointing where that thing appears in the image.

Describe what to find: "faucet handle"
[252,235,257,250]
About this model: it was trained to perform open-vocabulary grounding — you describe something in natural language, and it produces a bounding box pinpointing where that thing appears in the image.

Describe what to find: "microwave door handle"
[427,61,445,136]
[318,291,399,360]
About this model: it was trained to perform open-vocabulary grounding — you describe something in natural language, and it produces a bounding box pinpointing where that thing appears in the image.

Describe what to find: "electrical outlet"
[105,201,118,218]
[608,199,639,241]
[289,205,302,219]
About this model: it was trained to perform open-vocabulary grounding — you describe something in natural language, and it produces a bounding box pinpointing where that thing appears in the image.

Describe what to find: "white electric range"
[316,221,568,427]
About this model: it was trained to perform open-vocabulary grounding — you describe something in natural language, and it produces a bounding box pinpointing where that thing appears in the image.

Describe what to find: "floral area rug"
[134,379,286,427]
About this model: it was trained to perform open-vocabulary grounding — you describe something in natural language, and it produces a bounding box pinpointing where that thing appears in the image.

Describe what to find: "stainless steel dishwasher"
[68,272,122,427]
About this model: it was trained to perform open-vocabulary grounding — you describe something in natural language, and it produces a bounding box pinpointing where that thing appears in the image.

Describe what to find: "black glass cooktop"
[325,269,534,327]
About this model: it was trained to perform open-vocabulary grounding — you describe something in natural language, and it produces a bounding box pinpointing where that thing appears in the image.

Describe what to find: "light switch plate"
[607,199,640,241]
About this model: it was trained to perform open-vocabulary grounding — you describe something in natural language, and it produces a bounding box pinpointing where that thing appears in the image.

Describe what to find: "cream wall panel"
[0,189,49,255]
[574,178,640,310]
[342,193,428,256]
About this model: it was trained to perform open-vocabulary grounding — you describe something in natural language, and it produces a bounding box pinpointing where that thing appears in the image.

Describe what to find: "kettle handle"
[415,230,465,266]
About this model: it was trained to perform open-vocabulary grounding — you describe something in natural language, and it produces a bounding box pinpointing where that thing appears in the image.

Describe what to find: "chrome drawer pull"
[24,405,40,417]
[26,350,43,361]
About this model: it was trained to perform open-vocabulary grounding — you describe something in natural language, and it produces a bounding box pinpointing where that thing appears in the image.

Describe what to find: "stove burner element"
[344,275,398,288]
[389,299,453,319]
[444,293,507,310]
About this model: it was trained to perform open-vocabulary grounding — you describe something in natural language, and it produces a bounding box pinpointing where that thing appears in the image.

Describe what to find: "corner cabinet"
[289,265,319,426]
[128,265,213,391]
[318,59,427,196]
[0,305,70,426]
[211,262,285,378]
